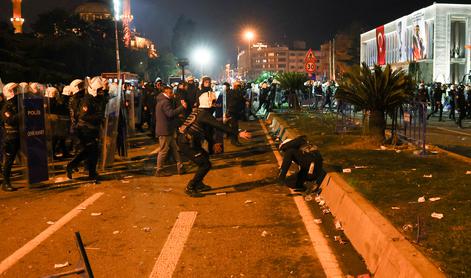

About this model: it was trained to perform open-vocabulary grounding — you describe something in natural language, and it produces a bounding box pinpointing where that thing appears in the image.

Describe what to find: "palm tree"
[335,63,415,142]
[276,72,307,110]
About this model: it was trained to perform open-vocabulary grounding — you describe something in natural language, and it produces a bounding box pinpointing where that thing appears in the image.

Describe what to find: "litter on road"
[113,230,120,235]
[418,196,426,203]
[431,212,444,219]
[46,221,55,225]
[261,231,268,237]
[466,171,471,175]
[91,213,102,216]
[342,168,352,173]
[244,200,254,204]
[354,166,368,169]
[391,207,400,210]
[216,192,227,196]
[429,197,441,202]
[335,220,343,230]
[314,219,323,224]
[54,262,70,269]
[423,174,433,178]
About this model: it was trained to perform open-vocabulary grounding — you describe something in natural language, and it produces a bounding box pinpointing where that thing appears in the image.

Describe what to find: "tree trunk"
[368,110,386,143]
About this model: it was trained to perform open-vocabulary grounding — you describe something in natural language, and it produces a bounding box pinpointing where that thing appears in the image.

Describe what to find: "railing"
[391,101,427,153]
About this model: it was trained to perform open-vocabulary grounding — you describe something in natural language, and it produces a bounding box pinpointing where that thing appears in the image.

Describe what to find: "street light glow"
[244,30,255,41]
[192,47,212,66]
[113,0,121,20]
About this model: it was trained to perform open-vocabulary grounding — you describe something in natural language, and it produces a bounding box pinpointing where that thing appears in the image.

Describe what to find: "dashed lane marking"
[149,211,198,278]
[0,192,104,274]
[259,119,343,278]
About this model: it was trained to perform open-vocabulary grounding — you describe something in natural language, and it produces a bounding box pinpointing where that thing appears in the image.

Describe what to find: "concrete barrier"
[268,114,445,278]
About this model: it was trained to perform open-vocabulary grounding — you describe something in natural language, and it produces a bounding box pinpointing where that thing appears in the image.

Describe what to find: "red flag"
[376,26,386,65]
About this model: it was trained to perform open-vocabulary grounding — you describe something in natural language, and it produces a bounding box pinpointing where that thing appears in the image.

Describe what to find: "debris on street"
[418,196,426,203]
[91,213,102,216]
[54,262,70,269]
[261,231,268,237]
[342,168,352,173]
[429,197,441,202]
[431,212,444,219]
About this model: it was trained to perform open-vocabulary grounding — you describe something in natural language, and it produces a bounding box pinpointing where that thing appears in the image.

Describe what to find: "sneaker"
[196,182,212,192]
[185,187,205,198]
[66,164,74,179]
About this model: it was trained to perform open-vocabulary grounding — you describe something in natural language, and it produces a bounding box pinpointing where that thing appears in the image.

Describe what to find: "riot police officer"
[1,83,20,191]
[448,85,457,121]
[278,136,325,193]
[66,77,105,182]
[177,90,251,197]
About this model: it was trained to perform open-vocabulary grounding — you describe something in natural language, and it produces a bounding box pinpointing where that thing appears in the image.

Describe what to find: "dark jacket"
[77,94,104,130]
[1,96,20,139]
[69,90,85,128]
[227,88,245,118]
[155,93,185,136]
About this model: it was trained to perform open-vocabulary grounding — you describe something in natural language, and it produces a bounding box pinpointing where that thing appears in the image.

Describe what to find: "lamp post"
[244,30,255,80]
[113,0,121,79]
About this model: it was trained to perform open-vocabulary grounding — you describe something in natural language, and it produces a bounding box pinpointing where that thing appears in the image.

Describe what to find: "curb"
[267,113,445,278]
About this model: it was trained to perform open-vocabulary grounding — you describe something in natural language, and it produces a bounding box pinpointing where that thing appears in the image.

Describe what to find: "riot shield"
[100,80,123,170]
[19,85,50,184]
[125,87,135,134]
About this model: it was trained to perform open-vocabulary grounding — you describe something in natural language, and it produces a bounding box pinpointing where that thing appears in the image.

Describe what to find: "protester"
[427,83,445,121]
[155,85,187,176]
[227,81,246,146]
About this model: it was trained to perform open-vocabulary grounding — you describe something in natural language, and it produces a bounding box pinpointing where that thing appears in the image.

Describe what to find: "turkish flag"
[376,26,386,65]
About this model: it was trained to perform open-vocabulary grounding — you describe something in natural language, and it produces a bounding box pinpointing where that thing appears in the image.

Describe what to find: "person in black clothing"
[177,91,251,197]
[448,85,457,121]
[456,84,467,128]
[227,81,246,145]
[416,83,429,103]
[427,83,444,121]
[322,83,333,111]
[256,82,270,113]
[278,136,324,193]
[1,83,20,191]
[466,85,471,119]
[186,76,198,113]
[66,77,106,182]
[0,92,5,175]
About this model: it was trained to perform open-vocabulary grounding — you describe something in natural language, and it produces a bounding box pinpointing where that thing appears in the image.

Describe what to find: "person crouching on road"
[155,85,187,176]
[278,136,325,193]
[177,89,252,197]
[66,77,105,183]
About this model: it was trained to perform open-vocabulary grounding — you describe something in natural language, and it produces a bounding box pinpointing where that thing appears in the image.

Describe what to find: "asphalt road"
[0,121,367,278]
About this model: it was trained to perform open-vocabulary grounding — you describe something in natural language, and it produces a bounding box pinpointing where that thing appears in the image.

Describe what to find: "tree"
[276,72,307,110]
[335,63,415,142]
[171,15,196,59]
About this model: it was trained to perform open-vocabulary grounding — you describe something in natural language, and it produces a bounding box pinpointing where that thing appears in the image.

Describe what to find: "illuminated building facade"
[360,3,471,84]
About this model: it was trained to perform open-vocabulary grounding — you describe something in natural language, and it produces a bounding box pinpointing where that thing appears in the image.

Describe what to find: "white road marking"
[431,126,471,136]
[0,192,104,274]
[149,211,198,278]
[259,120,343,278]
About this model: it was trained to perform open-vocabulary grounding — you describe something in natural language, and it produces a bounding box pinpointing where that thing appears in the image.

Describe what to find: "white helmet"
[3,83,18,100]
[29,82,42,94]
[70,79,84,95]
[62,85,72,96]
[45,87,58,98]
[198,91,217,108]
[87,76,104,97]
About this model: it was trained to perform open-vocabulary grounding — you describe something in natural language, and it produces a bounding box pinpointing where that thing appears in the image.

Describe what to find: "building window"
[268,52,275,57]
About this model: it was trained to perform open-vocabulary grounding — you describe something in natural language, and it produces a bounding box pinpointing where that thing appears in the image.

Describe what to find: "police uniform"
[1,95,20,191]
[177,96,240,197]
[278,136,324,192]
[66,93,103,181]
[456,86,466,128]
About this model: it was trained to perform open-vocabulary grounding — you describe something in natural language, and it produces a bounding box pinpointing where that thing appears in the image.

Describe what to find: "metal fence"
[391,101,427,153]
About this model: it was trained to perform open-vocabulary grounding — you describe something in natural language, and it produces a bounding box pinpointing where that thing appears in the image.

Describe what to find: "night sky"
[1,0,471,68]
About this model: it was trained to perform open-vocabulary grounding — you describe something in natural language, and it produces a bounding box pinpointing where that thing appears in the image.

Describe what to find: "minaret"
[122,0,133,47]
[11,0,24,34]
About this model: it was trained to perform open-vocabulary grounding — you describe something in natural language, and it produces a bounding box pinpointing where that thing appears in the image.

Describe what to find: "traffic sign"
[304,49,317,74]
[305,49,316,62]
[305,62,316,73]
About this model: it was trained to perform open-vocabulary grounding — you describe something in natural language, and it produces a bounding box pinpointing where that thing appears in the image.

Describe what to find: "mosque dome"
[75,1,112,22]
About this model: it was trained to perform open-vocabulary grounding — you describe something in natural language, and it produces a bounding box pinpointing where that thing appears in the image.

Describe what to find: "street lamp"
[192,47,212,77]
[113,0,121,78]
[244,30,255,79]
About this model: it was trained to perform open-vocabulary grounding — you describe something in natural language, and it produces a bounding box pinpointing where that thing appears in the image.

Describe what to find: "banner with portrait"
[411,11,427,61]
[376,26,386,65]
[396,17,408,62]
